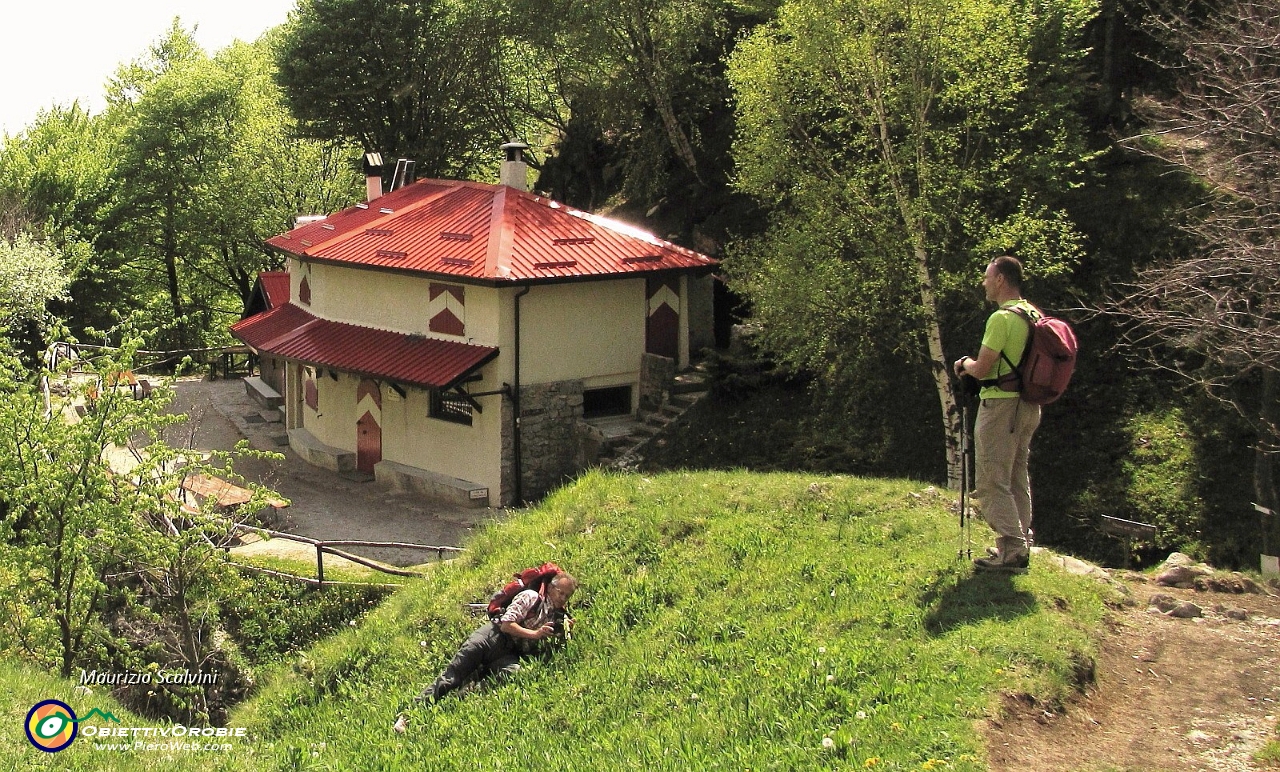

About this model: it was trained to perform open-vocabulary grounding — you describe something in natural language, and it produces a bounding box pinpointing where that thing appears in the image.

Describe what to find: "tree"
[0,235,70,338]
[0,104,119,337]
[0,344,279,718]
[1105,0,1280,535]
[511,0,772,211]
[726,0,1095,487]
[106,23,361,347]
[275,0,510,179]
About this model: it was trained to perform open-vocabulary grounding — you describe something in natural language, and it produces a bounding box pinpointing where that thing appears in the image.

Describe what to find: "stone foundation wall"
[518,380,585,501]
[500,396,515,507]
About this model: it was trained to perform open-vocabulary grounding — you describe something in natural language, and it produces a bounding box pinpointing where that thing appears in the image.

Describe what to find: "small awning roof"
[230,304,497,390]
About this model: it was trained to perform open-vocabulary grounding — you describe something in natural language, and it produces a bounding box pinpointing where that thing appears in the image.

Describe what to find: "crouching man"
[394,571,578,733]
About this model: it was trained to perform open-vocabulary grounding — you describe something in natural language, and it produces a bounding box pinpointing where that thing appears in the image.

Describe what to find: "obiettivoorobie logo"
[25,700,120,753]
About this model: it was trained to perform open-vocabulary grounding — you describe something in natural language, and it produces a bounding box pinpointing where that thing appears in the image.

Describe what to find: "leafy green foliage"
[275,0,510,179]
[0,23,361,351]
[0,234,69,332]
[726,0,1097,484]
[104,24,362,349]
[220,572,391,663]
[0,344,288,725]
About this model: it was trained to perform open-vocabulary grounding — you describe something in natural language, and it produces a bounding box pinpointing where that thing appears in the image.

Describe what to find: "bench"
[288,428,356,473]
[181,473,288,512]
[243,376,283,409]
[374,460,490,508]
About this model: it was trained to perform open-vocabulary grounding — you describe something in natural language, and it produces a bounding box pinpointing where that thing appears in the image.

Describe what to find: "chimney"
[500,141,530,192]
[363,152,384,201]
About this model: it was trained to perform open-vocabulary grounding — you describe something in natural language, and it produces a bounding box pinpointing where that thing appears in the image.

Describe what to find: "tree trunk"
[911,240,962,490]
[625,20,702,183]
[1256,369,1280,557]
[163,188,185,347]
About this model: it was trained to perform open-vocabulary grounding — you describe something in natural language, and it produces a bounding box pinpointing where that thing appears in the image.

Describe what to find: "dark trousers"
[423,622,522,701]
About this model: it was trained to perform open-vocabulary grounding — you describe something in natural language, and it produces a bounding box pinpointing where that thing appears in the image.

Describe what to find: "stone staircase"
[597,364,711,471]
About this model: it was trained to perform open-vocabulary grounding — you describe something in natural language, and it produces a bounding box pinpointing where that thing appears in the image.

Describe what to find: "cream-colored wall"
[379,376,503,494]
[301,259,501,346]
[516,279,646,385]
[305,369,358,450]
[300,369,502,494]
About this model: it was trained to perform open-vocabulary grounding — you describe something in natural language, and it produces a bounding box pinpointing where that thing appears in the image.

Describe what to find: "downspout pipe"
[512,285,531,505]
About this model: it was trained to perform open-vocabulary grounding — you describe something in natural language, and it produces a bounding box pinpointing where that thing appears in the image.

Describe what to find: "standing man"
[953,256,1041,572]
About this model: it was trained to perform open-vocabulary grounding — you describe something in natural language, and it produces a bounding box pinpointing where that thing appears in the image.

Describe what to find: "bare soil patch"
[986,572,1280,772]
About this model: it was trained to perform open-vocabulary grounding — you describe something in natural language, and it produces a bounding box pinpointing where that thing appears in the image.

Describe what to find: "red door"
[356,379,382,475]
[646,277,679,359]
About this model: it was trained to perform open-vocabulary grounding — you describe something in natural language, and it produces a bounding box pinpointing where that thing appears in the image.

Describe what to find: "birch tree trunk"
[911,241,962,490]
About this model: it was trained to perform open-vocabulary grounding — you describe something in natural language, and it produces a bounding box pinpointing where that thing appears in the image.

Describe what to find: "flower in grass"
[864,758,880,768]
[818,647,826,654]
[856,710,867,720]
[891,722,903,731]
[921,760,946,770]
[826,674,835,684]
[822,737,835,750]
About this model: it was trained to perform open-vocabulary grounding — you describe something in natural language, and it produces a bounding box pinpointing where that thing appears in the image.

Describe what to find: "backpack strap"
[979,303,1039,388]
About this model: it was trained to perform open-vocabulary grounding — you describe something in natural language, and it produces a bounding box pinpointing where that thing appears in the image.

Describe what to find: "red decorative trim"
[430,308,465,336]
[357,378,382,409]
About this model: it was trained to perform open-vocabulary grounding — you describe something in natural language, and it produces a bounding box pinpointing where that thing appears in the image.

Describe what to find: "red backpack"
[1001,305,1078,405]
[486,562,563,618]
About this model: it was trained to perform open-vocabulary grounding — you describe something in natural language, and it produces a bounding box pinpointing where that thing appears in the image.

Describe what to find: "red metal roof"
[230,303,497,390]
[265,180,718,283]
[258,271,291,307]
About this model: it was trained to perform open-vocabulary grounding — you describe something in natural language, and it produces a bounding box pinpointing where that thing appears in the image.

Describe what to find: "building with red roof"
[233,148,717,506]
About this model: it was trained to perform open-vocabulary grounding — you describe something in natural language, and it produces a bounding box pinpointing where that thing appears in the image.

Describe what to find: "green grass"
[3,470,1113,770]
[1257,718,1280,767]
[0,660,241,772]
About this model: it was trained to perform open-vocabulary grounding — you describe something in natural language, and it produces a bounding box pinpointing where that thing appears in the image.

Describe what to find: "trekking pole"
[959,397,972,561]
[952,373,974,563]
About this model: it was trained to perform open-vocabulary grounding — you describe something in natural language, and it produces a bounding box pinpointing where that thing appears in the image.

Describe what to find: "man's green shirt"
[979,299,1039,400]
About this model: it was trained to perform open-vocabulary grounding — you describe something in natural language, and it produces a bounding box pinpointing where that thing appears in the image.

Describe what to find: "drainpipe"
[512,284,531,505]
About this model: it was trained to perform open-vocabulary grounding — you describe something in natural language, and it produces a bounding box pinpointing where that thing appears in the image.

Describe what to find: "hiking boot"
[973,551,1029,573]
[393,715,408,735]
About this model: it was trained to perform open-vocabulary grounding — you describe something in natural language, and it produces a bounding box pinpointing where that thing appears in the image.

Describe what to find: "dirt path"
[987,571,1280,771]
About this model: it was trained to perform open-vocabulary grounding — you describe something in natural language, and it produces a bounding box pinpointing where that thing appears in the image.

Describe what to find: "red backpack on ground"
[1001,305,1078,405]
[486,562,563,618]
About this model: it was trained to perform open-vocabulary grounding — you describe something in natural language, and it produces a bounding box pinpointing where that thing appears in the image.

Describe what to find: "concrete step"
[642,412,673,428]
[672,374,709,395]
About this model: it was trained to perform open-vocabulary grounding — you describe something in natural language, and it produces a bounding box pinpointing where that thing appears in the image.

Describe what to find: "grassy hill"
[5,470,1114,770]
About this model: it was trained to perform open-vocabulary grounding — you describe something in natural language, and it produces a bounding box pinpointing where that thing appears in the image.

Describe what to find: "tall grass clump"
[230,470,1111,771]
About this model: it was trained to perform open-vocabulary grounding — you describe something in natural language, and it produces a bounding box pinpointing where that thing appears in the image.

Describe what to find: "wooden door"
[646,277,679,359]
[356,379,382,475]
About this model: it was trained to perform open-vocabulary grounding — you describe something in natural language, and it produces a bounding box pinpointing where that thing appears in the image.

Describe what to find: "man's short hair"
[990,255,1024,289]
[551,573,578,595]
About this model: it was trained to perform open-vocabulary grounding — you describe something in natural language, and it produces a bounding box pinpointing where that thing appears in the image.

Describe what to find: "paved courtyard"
[160,376,503,567]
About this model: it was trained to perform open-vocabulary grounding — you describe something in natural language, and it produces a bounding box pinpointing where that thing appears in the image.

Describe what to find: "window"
[583,385,632,418]
[430,389,473,425]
